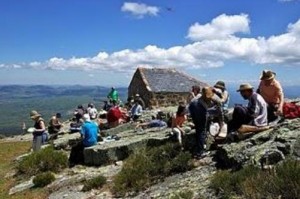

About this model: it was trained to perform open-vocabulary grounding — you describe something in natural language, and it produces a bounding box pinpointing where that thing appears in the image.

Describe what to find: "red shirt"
[107,107,122,123]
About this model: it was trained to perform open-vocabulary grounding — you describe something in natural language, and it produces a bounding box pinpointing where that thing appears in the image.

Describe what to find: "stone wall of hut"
[128,70,153,107]
[149,92,189,108]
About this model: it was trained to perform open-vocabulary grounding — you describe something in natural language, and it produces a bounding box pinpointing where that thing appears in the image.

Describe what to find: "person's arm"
[257,82,262,94]
[247,97,257,118]
[276,84,284,115]
[135,122,149,129]
[171,115,176,128]
[137,105,143,115]
[80,125,85,139]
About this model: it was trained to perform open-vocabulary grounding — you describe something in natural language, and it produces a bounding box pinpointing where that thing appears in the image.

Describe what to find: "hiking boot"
[194,151,210,160]
[227,131,239,142]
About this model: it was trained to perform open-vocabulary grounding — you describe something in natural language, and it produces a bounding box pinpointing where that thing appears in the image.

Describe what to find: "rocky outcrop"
[215,118,300,169]
[134,157,217,199]
[84,126,193,166]
[5,106,300,199]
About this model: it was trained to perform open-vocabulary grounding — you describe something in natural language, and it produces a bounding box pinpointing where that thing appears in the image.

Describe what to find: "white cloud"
[187,14,250,41]
[121,2,159,18]
[2,14,300,73]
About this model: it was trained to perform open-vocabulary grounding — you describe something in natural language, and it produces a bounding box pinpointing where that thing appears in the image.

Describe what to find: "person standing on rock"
[30,110,48,151]
[189,87,223,159]
[69,114,98,167]
[107,87,119,102]
[228,83,268,132]
[257,70,284,123]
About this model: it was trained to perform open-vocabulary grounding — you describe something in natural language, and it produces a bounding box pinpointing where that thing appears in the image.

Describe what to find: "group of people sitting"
[28,69,285,163]
[189,70,284,159]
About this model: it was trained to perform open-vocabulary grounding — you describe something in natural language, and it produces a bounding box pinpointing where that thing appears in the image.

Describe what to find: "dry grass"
[0,141,48,199]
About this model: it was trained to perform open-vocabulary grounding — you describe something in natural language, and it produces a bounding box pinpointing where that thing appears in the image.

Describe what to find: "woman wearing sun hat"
[257,70,284,122]
[30,110,47,151]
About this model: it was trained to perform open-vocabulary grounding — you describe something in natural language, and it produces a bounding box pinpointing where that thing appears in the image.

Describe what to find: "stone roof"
[138,67,209,93]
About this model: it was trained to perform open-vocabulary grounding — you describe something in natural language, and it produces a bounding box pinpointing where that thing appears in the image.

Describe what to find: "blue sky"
[1,0,300,86]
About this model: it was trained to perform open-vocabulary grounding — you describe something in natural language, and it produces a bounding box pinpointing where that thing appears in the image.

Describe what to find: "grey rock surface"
[215,118,300,169]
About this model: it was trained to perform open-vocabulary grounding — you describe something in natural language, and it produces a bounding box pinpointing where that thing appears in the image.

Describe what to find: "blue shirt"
[131,104,143,116]
[81,121,98,147]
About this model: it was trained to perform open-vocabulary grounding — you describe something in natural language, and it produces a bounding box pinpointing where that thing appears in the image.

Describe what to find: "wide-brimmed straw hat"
[260,70,276,80]
[202,87,214,99]
[214,81,225,89]
[30,110,41,119]
[237,83,254,92]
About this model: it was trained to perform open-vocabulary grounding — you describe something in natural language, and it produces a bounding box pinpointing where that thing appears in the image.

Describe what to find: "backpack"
[283,102,300,119]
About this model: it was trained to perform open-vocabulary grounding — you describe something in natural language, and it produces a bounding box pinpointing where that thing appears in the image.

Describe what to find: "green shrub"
[33,172,55,187]
[210,165,260,198]
[210,159,300,199]
[82,175,107,192]
[17,147,68,176]
[242,159,300,199]
[113,143,193,196]
[170,189,194,199]
[169,152,193,173]
[113,151,152,195]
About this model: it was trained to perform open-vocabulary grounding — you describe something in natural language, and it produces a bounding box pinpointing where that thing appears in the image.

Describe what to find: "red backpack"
[283,102,300,119]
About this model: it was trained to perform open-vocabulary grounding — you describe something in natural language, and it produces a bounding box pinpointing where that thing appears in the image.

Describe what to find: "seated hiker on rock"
[48,113,63,140]
[213,81,230,113]
[130,100,143,121]
[135,112,167,131]
[74,104,85,123]
[228,83,268,134]
[107,87,119,102]
[171,103,187,149]
[29,110,48,151]
[87,103,98,120]
[134,94,146,109]
[189,87,224,159]
[69,114,99,166]
[107,100,123,128]
[257,70,284,124]
[187,85,201,103]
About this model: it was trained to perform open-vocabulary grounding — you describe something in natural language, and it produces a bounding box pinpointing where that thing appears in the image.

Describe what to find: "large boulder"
[215,119,300,169]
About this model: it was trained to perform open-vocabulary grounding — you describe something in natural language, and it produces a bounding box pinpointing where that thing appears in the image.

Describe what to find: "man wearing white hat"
[69,114,98,166]
[228,83,268,132]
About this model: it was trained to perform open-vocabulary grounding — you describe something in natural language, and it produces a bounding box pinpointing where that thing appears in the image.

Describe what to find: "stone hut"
[128,67,209,108]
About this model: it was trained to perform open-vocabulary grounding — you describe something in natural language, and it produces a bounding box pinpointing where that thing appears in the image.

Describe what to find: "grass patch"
[33,172,55,187]
[17,146,68,176]
[113,143,193,196]
[210,159,300,199]
[82,175,107,192]
[0,141,48,199]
